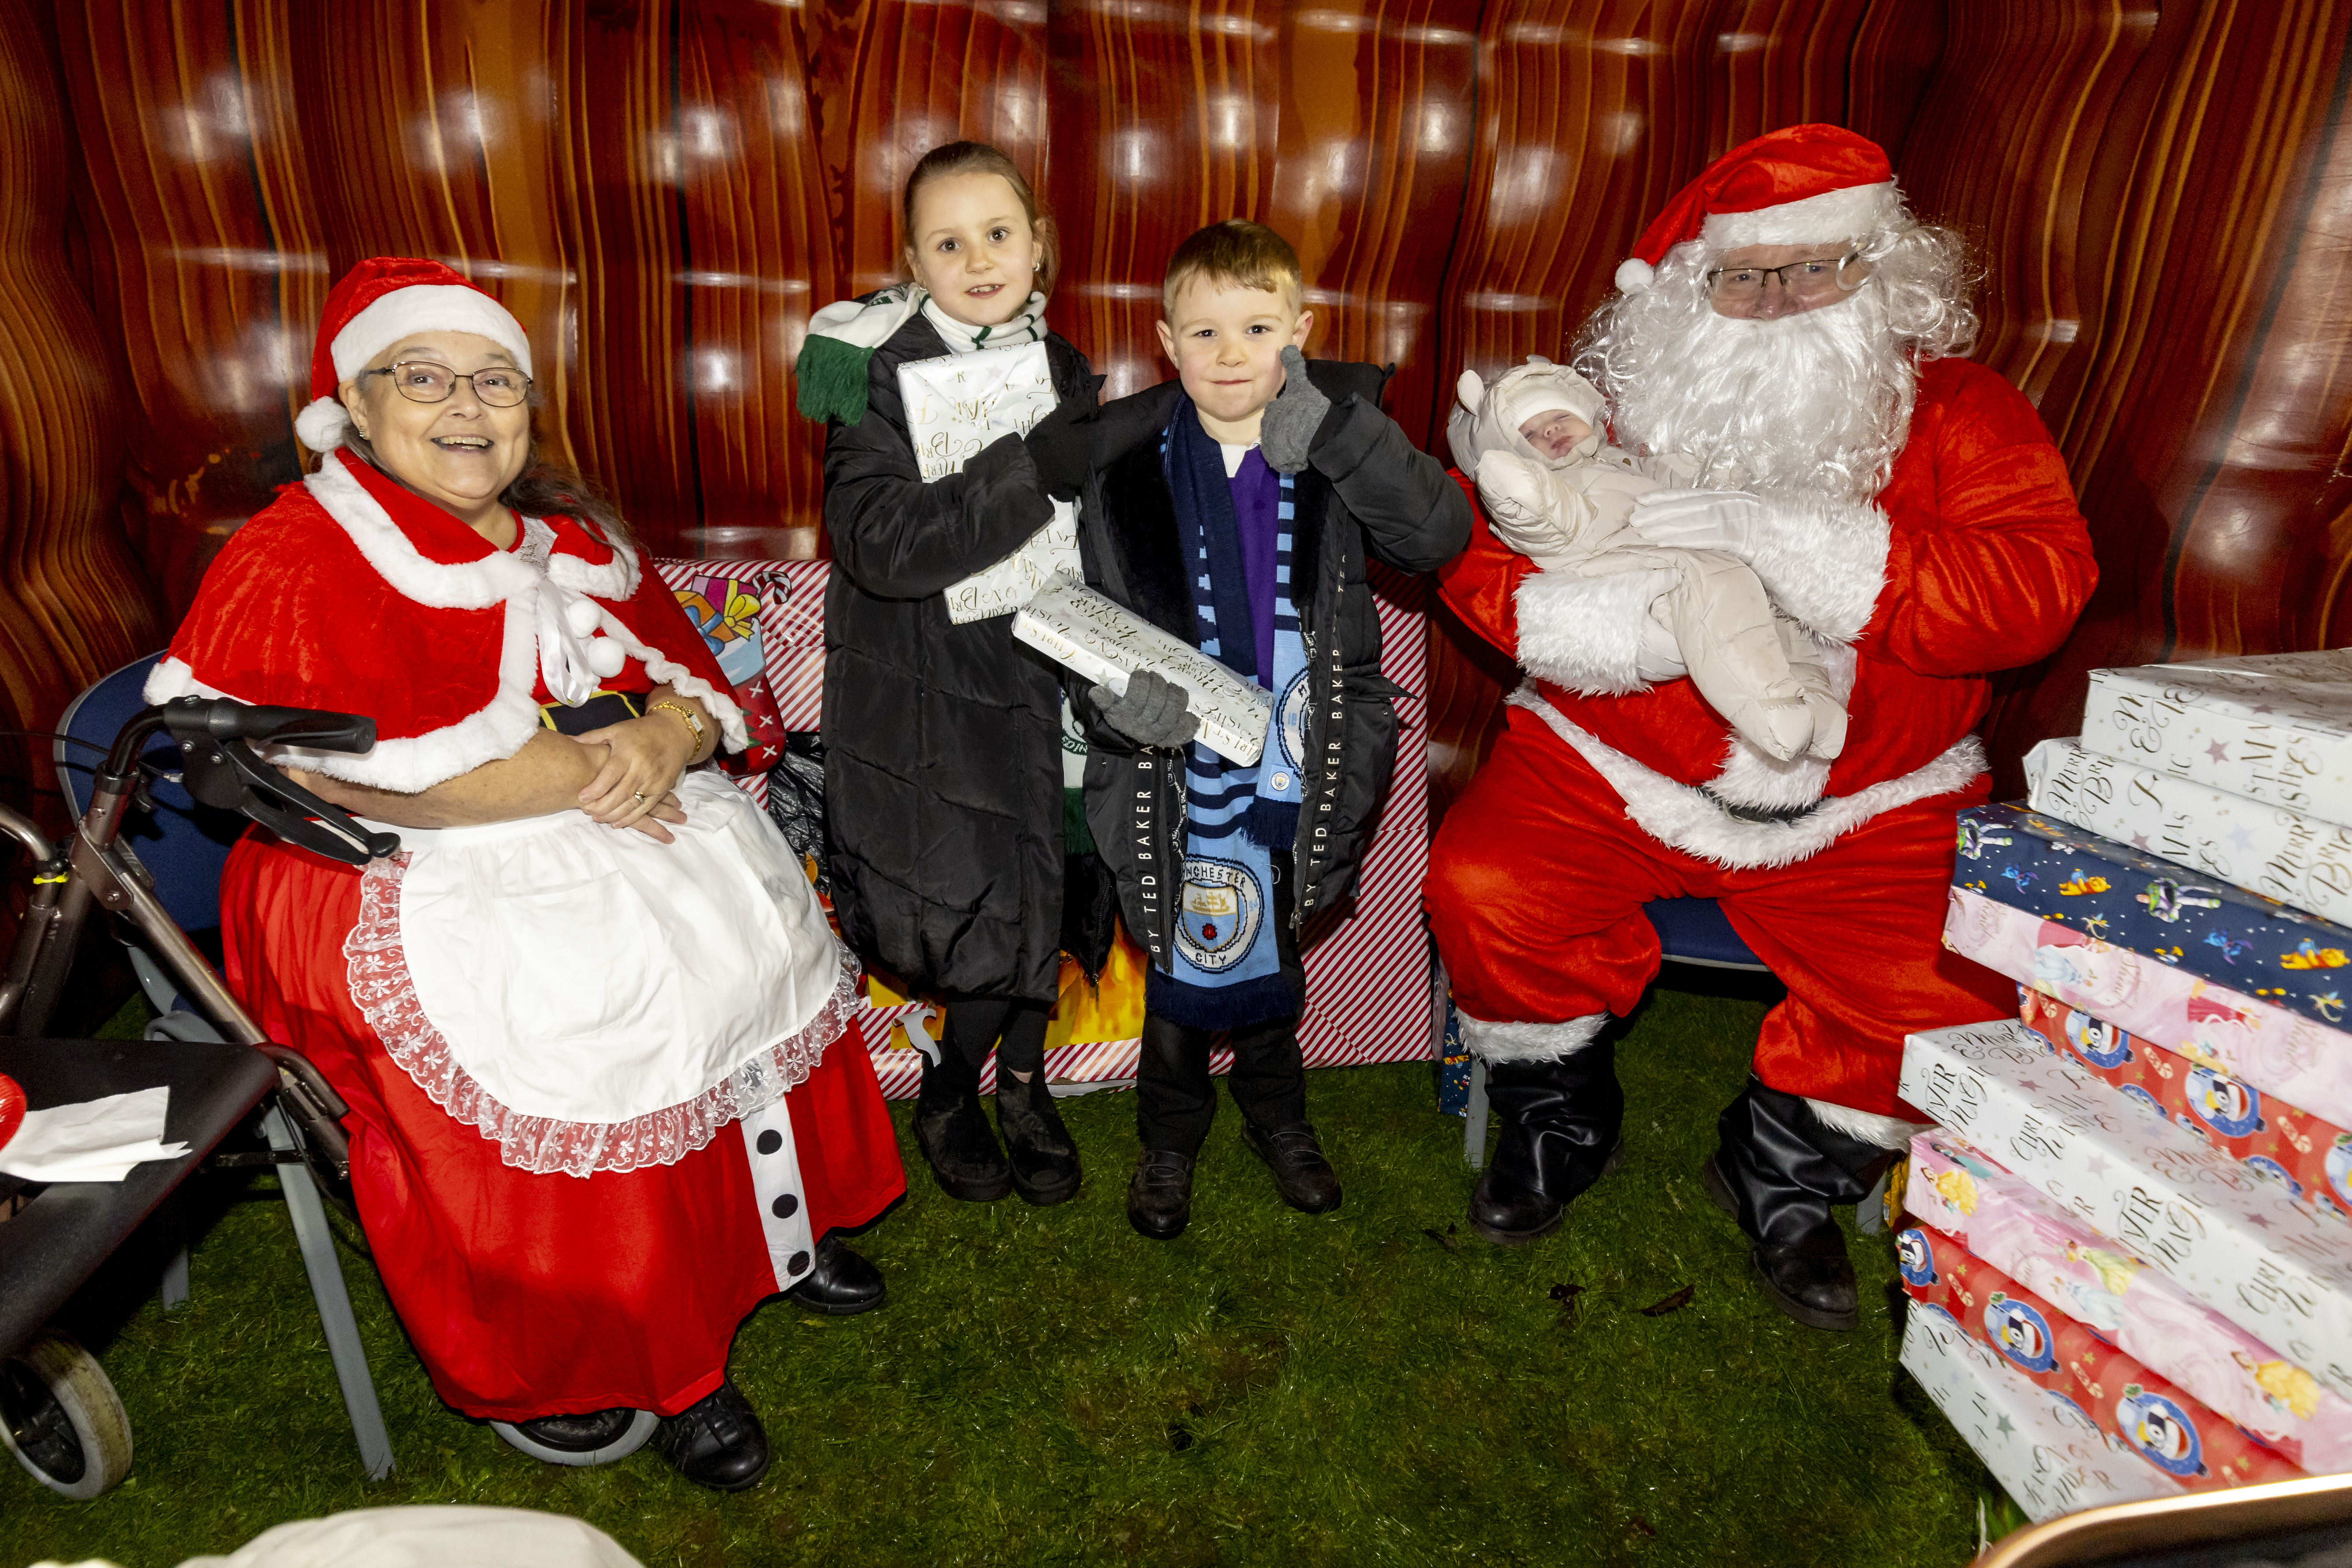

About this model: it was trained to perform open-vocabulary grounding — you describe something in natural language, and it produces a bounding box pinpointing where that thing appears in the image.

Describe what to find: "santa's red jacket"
[1438,357,2097,856]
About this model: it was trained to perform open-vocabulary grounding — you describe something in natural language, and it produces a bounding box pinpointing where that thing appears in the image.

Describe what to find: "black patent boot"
[1467,1040,1627,1246]
[996,1071,1082,1207]
[913,1046,1012,1203]
[1704,1076,1897,1332]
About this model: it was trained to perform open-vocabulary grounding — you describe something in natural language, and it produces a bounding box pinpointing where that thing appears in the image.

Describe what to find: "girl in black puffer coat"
[805,142,1105,1207]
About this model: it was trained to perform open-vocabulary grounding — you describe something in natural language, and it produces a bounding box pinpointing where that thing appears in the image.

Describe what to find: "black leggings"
[941,996,1053,1078]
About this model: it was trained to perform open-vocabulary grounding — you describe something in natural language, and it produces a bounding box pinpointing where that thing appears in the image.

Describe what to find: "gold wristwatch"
[650,699,707,752]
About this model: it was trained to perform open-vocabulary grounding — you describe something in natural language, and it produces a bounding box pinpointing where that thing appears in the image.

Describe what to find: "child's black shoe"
[1241,1120,1342,1214]
[913,1054,1012,1202]
[996,1073,1081,1206]
[1126,1149,1194,1239]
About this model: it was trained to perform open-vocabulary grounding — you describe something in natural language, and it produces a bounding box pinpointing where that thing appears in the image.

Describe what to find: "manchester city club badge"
[1178,857,1266,973]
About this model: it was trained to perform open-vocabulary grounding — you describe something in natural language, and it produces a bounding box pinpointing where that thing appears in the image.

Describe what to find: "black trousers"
[941,996,1052,1080]
[1137,854,1308,1155]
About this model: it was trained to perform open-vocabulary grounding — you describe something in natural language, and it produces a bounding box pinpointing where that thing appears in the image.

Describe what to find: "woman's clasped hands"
[574,707,699,843]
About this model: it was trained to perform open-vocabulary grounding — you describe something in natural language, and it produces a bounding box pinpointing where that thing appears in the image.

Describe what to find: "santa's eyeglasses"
[1705,250,1870,305]
[364,361,532,407]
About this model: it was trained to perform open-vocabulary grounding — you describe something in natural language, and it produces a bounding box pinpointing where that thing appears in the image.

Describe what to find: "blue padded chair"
[1459,898,1767,1167]
[55,654,396,1478]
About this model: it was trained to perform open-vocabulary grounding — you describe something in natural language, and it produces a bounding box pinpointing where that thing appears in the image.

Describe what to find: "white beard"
[1603,276,1917,507]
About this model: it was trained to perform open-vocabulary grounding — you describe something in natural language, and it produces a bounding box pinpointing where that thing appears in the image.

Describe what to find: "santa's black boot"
[1703,1076,1897,1331]
[1467,1041,1627,1245]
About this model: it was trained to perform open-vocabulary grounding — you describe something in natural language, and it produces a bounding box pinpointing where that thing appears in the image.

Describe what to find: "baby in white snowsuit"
[1447,358,1847,764]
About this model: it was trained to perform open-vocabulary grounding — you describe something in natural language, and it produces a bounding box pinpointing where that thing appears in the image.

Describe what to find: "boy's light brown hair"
[1160,219,1304,320]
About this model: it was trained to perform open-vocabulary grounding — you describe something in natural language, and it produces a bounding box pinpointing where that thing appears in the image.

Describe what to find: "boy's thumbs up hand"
[1259,346,1332,475]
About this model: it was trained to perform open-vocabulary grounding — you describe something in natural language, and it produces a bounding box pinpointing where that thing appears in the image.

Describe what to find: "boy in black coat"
[1059,221,1471,1239]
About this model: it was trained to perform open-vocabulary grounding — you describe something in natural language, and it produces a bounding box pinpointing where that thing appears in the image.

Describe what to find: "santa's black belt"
[1697,786,1823,825]
[539,692,643,736]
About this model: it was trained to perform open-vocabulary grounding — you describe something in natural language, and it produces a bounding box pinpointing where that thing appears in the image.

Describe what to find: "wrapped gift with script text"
[1903,1129,2352,1473]
[1012,574,1273,765]
[2016,988,2352,1221]
[1900,1303,2179,1523]
[2025,738,2352,923]
[1896,1222,2304,1486]
[1943,886,2352,1130]
[2079,650,2352,826]
[898,342,1082,624]
[1900,1020,2352,1402]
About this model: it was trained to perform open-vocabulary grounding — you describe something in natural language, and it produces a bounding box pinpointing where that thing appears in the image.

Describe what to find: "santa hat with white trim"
[1611,124,1899,296]
[294,256,534,452]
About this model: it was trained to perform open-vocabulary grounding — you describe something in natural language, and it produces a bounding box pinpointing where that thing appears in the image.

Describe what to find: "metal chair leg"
[159,1246,190,1310]
[1463,1058,1489,1170]
[262,1108,395,1480]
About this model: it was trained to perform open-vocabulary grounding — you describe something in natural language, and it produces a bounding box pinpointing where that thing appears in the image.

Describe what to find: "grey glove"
[1089,670,1199,749]
[1258,346,1332,475]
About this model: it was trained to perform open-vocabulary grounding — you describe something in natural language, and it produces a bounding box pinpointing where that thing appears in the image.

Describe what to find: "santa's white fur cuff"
[1458,1011,1609,1064]
[1514,566,1678,696]
[1739,493,1889,644]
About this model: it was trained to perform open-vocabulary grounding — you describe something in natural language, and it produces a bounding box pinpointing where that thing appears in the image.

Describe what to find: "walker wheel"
[490,1408,659,1466]
[0,1332,133,1498]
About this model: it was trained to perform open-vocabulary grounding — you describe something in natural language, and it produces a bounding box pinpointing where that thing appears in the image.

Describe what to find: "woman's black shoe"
[913,1053,1012,1202]
[1126,1149,1194,1240]
[784,1235,884,1316]
[997,1075,1082,1206]
[509,1407,638,1452]
[652,1380,770,1492]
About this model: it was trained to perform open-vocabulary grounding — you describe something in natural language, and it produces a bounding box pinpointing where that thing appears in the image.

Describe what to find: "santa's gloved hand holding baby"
[1447,357,1845,764]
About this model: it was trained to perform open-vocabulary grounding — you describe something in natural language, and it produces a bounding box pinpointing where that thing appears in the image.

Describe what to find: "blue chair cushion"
[1643,897,1767,972]
[56,654,245,935]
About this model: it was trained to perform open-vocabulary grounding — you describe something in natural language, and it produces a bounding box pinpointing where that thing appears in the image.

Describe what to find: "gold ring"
[632,790,646,803]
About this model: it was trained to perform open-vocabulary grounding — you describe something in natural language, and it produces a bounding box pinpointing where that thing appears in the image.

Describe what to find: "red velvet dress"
[161,453,905,1420]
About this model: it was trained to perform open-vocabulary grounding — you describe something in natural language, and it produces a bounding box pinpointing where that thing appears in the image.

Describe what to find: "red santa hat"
[294,257,534,453]
[1612,125,1899,296]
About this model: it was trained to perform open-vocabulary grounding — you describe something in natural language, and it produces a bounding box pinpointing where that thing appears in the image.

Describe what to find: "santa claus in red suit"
[152,258,904,1486]
[1424,125,2097,1329]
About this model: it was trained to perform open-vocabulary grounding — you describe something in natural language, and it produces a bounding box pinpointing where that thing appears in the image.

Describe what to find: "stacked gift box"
[1896,650,2352,1522]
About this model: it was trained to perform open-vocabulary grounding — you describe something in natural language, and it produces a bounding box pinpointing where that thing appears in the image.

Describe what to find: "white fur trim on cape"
[294,397,349,453]
[1740,493,1888,644]
[1701,183,1898,253]
[1510,687,1986,870]
[1458,1011,1608,1065]
[1805,1097,1929,1149]
[589,604,750,752]
[1513,566,1678,696]
[330,283,533,382]
[1705,640,1857,811]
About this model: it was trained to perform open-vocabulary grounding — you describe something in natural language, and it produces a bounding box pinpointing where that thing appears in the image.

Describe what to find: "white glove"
[1476,452,1592,570]
[1629,487,1766,559]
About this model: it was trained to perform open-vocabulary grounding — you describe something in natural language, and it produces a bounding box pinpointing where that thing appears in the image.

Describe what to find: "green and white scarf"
[795,284,1048,425]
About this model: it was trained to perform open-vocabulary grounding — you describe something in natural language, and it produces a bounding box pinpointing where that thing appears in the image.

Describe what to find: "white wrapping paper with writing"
[2025,736,2352,922]
[1899,1302,2178,1522]
[1012,574,1272,765]
[897,342,1082,624]
[2081,651,2352,828]
[1899,1018,2352,1403]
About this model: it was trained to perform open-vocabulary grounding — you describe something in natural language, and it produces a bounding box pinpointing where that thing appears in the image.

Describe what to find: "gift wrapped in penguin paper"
[2079,649,2352,826]
[1953,803,2352,1033]
[1900,1020,2352,1405]
[2016,989,2352,1221]
[1896,1222,2306,1486]
[2025,738,2352,924]
[1943,885,2352,1130]
[1903,1128,2352,1474]
[1899,1302,2180,1522]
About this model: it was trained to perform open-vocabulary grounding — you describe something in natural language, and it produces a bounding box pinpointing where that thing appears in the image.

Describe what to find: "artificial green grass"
[4,982,2007,1567]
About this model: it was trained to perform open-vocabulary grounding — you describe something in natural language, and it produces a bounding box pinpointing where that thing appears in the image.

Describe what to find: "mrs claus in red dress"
[151,257,904,1491]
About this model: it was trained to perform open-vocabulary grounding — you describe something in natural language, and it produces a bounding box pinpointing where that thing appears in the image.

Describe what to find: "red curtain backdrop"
[0,0,2345,829]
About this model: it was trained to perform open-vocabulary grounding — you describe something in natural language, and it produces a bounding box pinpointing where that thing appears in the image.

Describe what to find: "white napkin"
[0,1086,191,1183]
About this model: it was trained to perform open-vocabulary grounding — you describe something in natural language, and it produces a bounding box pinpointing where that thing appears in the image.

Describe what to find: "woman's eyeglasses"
[1705,250,1870,305]
[366,361,532,407]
